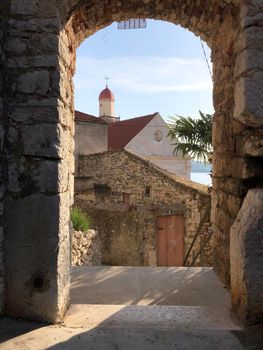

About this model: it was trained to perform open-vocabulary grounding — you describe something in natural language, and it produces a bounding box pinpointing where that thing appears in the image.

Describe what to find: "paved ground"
[71,266,231,306]
[1,267,263,349]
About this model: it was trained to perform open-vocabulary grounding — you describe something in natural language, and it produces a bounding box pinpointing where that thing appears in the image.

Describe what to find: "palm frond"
[168,111,213,163]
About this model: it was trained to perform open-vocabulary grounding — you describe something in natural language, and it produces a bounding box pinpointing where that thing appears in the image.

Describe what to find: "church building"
[74,85,191,178]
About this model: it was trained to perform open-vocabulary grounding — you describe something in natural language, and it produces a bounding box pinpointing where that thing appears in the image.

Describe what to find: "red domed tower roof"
[99,86,115,101]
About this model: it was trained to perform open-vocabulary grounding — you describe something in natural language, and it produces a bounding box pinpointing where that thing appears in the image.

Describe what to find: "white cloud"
[74,56,212,94]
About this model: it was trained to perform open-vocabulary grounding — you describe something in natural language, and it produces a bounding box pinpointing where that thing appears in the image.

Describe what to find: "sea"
[191,161,212,186]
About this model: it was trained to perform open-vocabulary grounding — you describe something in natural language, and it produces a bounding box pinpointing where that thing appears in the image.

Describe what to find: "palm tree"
[168,111,212,163]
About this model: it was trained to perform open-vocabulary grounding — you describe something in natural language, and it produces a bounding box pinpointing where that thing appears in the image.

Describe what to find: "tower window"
[145,186,151,197]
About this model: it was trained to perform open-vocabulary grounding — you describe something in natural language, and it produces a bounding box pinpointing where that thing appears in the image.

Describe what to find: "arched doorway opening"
[72,19,213,269]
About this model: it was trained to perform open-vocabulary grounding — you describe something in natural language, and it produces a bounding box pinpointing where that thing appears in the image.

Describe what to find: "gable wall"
[125,114,176,157]
[125,114,191,178]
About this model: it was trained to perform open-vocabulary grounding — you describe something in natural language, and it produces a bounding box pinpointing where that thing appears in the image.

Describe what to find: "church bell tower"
[99,83,118,124]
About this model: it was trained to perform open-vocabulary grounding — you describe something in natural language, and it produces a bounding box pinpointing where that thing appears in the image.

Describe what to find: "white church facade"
[74,85,191,179]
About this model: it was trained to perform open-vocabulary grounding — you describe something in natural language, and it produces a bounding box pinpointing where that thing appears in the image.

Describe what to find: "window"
[93,184,111,194]
[145,186,151,197]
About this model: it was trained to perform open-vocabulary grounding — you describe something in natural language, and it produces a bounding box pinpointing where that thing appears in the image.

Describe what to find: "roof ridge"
[75,110,106,124]
[108,113,159,150]
[115,112,159,124]
[124,150,209,194]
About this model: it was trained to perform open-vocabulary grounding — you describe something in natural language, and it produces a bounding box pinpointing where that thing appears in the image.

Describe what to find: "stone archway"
[0,0,262,324]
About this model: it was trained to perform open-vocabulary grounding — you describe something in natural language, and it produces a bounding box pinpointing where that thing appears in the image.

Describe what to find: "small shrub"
[71,207,91,232]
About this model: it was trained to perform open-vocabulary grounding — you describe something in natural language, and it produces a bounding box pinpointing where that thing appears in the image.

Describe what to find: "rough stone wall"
[75,150,211,266]
[2,1,74,323]
[229,2,263,324]
[72,230,101,266]
[212,1,263,288]
[211,9,243,286]
[0,0,8,317]
[63,0,239,48]
[230,189,263,325]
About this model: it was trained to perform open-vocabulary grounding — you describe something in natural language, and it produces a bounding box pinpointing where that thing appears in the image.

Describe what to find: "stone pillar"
[230,190,263,324]
[211,13,246,286]
[2,1,74,323]
[230,2,263,325]
[0,0,8,316]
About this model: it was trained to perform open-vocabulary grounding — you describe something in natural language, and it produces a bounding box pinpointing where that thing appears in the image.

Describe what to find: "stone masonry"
[72,229,102,266]
[230,189,263,325]
[0,0,8,317]
[75,150,211,267]
[0,0,262,324]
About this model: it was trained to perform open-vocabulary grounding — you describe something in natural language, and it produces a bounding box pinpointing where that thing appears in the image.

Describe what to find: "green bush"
[71,207,91,232]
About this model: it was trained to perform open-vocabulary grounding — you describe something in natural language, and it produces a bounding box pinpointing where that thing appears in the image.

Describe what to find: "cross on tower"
[105,76,109,87]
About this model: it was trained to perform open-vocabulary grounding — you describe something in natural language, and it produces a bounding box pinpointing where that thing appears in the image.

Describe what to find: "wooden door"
[157,215,185,266]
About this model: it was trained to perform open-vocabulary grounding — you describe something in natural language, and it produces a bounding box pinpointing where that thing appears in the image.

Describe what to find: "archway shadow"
[70,266,230,307]
[0,317,45,343]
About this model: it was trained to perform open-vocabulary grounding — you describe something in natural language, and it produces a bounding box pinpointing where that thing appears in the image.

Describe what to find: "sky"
[74,19,214,121]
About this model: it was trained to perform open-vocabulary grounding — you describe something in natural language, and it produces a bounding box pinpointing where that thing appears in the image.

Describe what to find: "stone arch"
[1,0,262,324]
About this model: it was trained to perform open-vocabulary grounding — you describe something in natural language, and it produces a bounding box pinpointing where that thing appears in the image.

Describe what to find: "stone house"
[75,150,211,267]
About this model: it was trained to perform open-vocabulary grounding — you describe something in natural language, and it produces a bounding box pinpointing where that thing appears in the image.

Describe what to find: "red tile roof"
[108,113,158,150]
[75,111,107,124]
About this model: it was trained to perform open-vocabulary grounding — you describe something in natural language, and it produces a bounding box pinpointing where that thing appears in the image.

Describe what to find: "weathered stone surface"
[236,133,263,157]
[0,227,4,315]
[19,124,71,159]
[4,192,71,323]
[0,0,8,317]
[230,189,263,324]
[72,230,101,266]
[7,157,69,195]
[234,73,263,127]
[16,71,50,96]
[11,0,38,15]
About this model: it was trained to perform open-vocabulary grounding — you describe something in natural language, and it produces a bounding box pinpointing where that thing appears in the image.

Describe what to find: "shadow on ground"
[0,317,45,343]
[1,266,263,349]
[1,309,262,350]
[70,266,230,307]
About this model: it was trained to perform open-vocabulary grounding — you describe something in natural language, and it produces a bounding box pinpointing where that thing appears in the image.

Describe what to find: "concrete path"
[1,267,263,349]
[71,266,231,306]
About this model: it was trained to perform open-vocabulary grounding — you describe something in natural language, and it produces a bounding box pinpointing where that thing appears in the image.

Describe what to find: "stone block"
[6,55,58,69]
[11,0,38,15]
[234,73,263,127]
[5,37,26,55]
[236,133,263,157]
[213,155,246,178]
[17,71,50,96]
[8,18,61,34]
[241,11,263,29]
[234,49,263,78]
[9,101,72,128]
[230,189,263,324]
[7,157,69,195]
[37,0,59,18]
[21,123,70,159]
[4,192,70,322]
